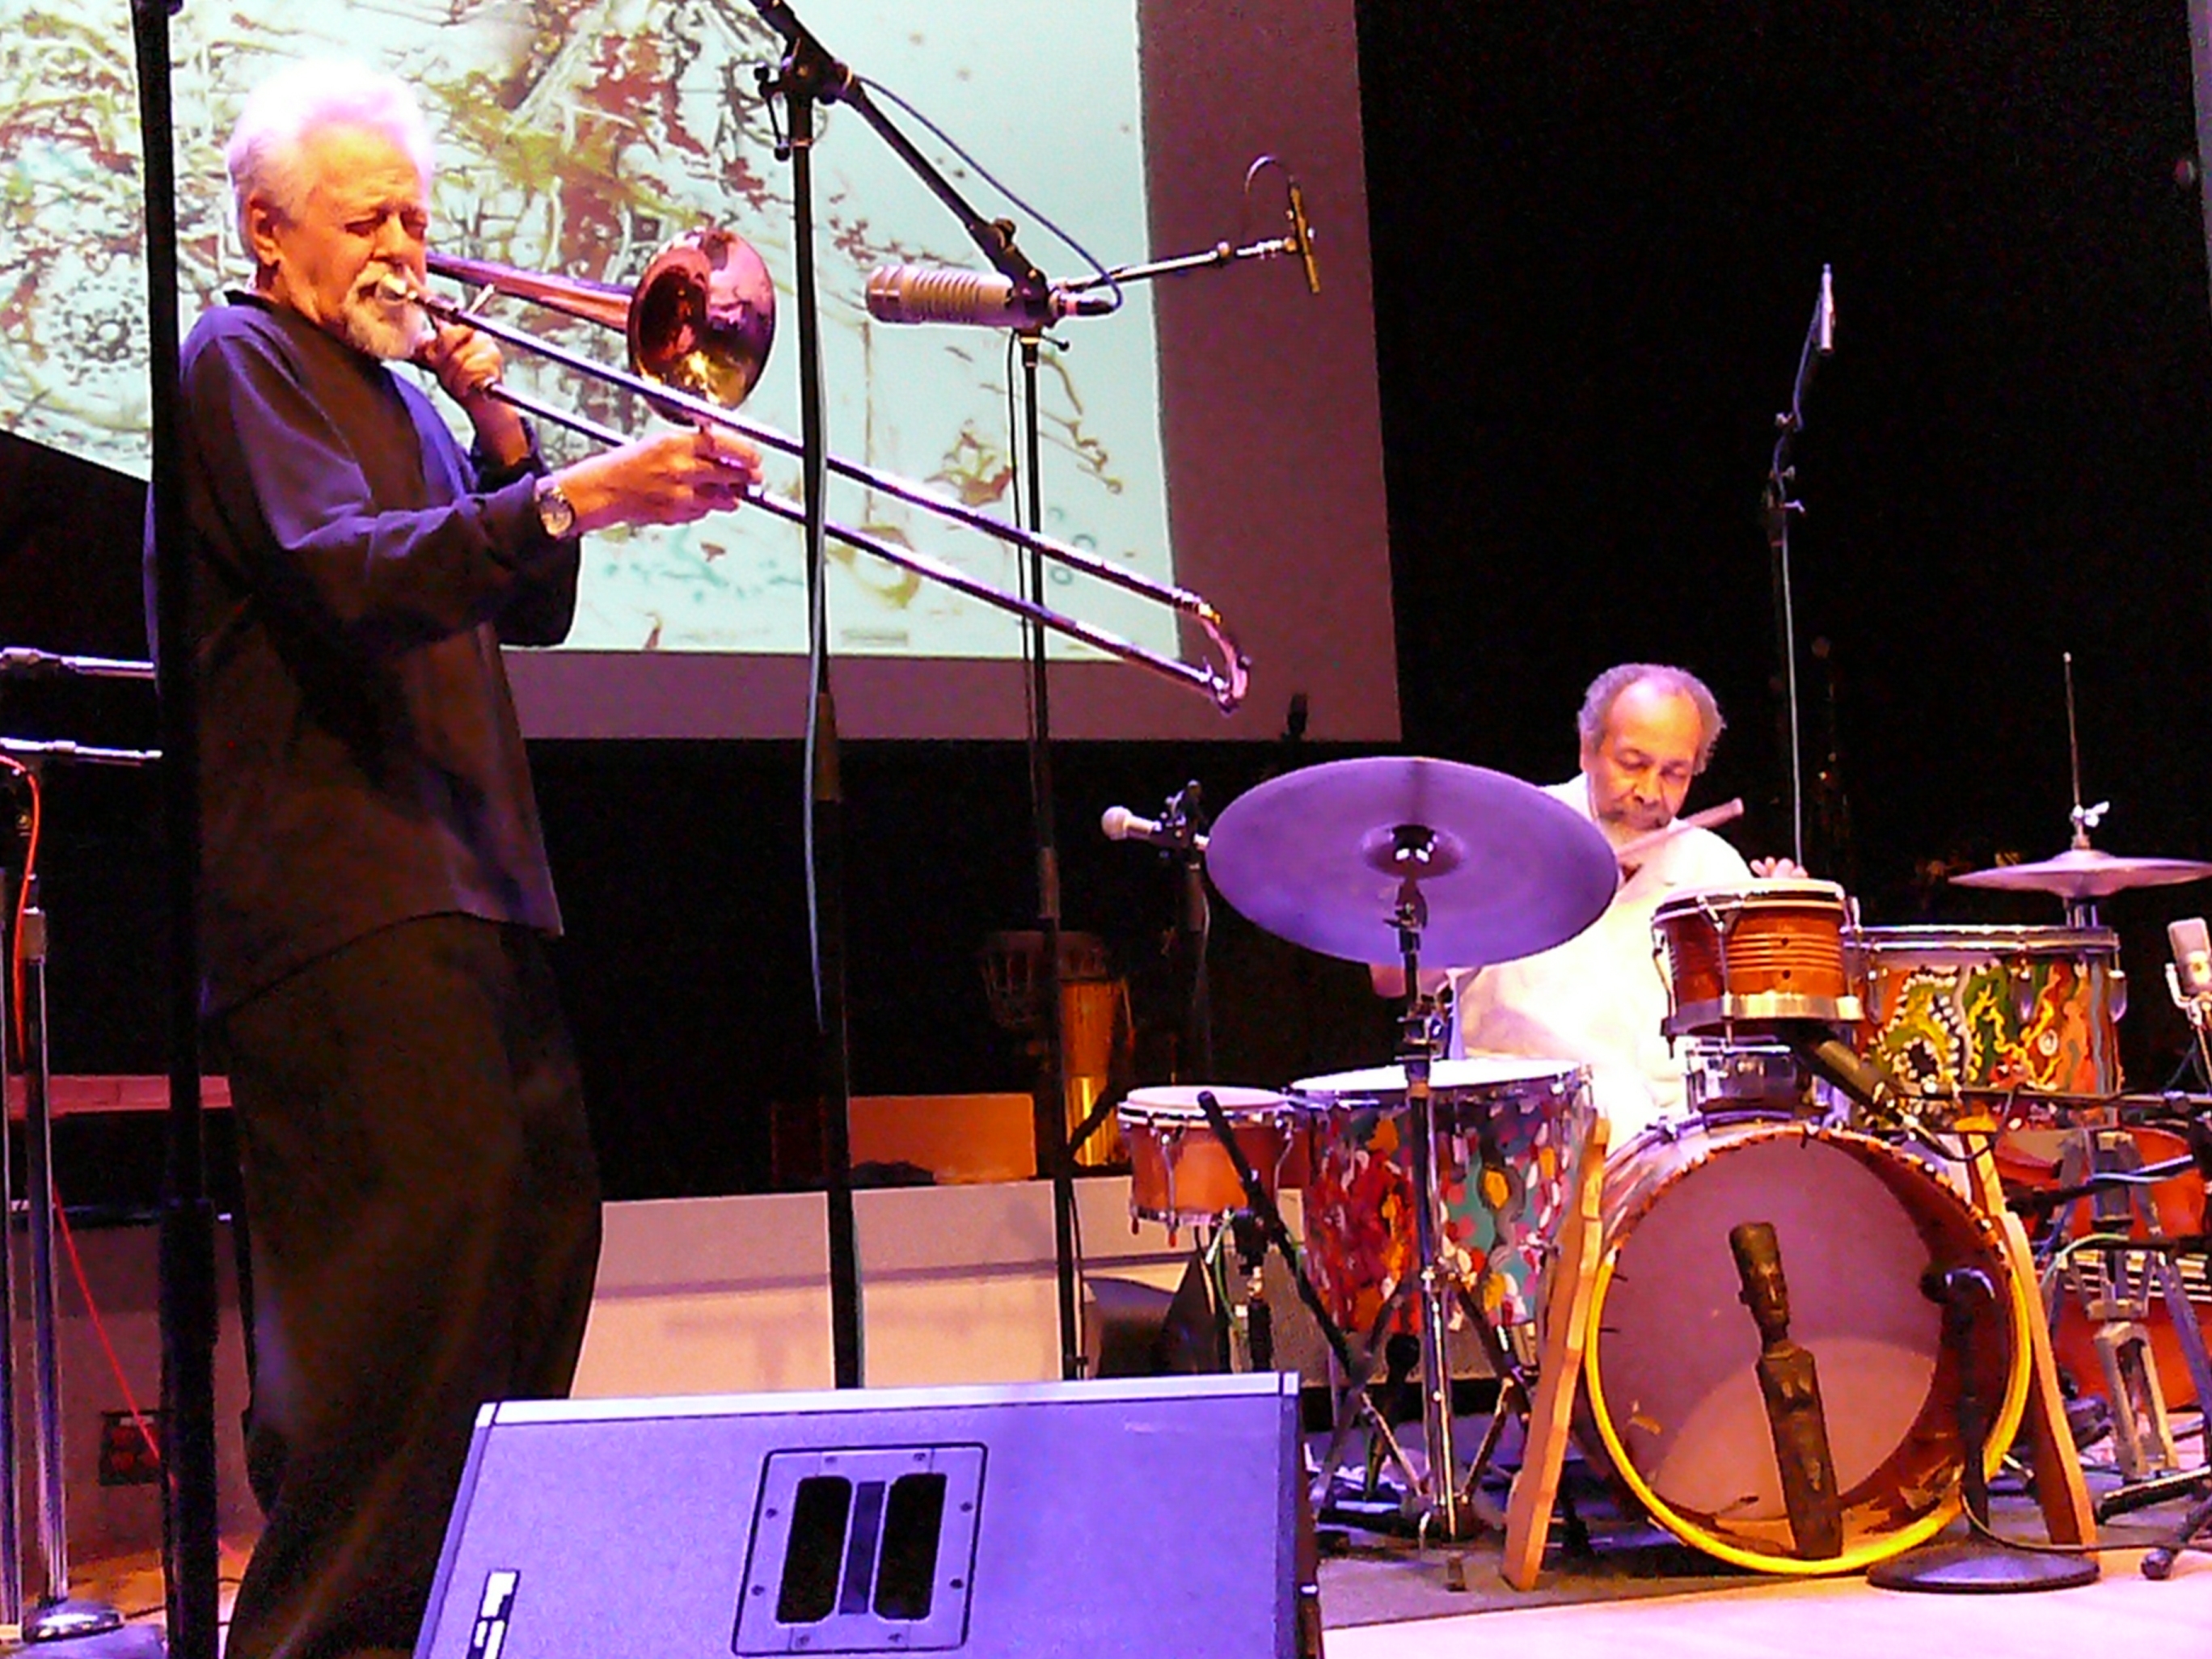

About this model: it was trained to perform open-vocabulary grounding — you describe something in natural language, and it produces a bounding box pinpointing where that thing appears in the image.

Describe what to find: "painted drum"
[1291,1057,1593,1335]
[1848,924,2125,1098]
[1581,1117,2033,1574]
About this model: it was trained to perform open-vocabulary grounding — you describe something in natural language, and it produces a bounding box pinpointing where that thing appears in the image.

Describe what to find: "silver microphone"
[1101,805,1209,852]
[864,265,1113,329]
[1817,264,1835,355]
[2171,917,2212,1001]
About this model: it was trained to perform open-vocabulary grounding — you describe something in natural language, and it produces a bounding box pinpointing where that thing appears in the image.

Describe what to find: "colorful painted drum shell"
[1848,925,2123,1097]
[1291,1058,1592,1335]
[1652,880,1859,1037]
[1117,1086,1307,1226]
[1581,1118,2033,1574]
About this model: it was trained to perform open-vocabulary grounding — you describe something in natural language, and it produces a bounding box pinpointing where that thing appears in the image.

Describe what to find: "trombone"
[390,230,1250,711]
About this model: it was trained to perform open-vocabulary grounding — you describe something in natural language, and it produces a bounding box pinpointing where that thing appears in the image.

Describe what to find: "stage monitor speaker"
[415,1373,1310,1658]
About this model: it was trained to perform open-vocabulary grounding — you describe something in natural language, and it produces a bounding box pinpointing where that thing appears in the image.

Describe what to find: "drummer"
[1376,662,1803,1145]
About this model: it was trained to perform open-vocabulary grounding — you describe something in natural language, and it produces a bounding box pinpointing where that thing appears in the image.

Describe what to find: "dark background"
[9,2,2212,1200]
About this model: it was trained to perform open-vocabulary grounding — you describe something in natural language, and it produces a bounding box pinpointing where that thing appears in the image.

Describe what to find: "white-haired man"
[1380,664,1799,1145]
[149,59,761,1659]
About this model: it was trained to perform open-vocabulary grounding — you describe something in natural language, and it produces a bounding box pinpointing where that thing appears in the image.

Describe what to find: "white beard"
[336,272,428,361]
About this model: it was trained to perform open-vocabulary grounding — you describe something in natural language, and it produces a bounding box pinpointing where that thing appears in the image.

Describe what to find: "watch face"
[537,480,576,536]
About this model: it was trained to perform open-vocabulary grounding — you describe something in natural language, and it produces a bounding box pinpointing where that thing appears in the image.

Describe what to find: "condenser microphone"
[864,266,1114,329]
[1101,805,1209,853]
[2170,917,2212,1002]
[1287,182,1321,295]
[1816,264,1835,355]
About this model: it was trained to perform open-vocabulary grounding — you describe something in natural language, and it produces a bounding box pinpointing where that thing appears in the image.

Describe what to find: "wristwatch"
[534,475,578,538]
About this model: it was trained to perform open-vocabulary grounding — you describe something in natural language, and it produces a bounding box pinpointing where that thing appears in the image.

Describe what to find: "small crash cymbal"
[1950,846,2212,900]
[1204,756,1618,966]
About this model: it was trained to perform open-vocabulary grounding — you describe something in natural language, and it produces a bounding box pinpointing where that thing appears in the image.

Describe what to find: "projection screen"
[0,0,1395,741]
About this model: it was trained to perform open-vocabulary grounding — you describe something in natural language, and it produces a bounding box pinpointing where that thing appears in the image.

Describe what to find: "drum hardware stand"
[1868,1267,2101,1592]
[1383,872,1475,1540]
[2027,1129,2212,1509]
[1181,1090,1432,1523]
[3,752,170,1653]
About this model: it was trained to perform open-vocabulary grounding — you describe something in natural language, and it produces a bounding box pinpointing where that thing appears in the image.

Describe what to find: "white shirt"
[1449,776,1750,1146]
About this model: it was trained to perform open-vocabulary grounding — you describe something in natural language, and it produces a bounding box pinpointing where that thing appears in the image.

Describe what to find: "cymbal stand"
[1384,870,1473,1538]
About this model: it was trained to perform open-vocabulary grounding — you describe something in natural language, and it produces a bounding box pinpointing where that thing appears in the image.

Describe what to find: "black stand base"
[11,1604,167,1655]
[1867,1538,2100,1594]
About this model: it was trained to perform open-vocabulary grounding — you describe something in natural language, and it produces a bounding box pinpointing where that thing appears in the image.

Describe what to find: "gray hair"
[1577,662,1726,771]
[225,59,434,250]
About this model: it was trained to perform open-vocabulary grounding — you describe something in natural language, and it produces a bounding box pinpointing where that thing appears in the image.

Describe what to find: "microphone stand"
[1167,784,1216,1083]
[747,0,1104,1381]
[132,0,222,1649]
[750,4,864,1390]
[1760,264,1834,872]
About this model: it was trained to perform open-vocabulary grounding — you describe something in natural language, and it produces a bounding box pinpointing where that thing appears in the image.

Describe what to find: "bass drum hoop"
[1579,1123,2034,1575]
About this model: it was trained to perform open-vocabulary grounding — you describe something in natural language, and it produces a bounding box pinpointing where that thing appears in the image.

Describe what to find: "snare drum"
[1652,880,1860,1038]
[1293,1057,1592,1334]
[1849,925,2124,1097]
[1583,1117,2033,1573]
[1117,1087,1307,1229]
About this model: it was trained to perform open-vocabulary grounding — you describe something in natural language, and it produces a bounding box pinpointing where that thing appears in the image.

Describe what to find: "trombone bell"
[425,226,776,411]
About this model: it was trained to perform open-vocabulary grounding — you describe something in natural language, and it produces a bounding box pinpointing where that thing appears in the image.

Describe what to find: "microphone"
[0,647,156,682]
[1816,264,1835,355]
[864,266,1113,329]
[1287,182,1321,295]
[2171,917,2212,1002]
[1101,805,1208,853]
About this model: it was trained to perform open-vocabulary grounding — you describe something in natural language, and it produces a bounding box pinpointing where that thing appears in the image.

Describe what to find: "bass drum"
[1581,1119,2033,1574]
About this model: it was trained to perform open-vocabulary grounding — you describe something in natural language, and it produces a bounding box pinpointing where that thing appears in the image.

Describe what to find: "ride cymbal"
[1204,756,1618,966]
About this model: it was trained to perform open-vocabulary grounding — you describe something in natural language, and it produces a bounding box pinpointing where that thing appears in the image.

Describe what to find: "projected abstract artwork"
[0,0,1174,662]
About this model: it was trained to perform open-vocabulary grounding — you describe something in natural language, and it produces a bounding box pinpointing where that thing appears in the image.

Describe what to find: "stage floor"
[33,1412,2212,1654]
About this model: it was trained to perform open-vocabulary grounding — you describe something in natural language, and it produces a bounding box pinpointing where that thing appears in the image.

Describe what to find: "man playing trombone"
[150,57,760,1659]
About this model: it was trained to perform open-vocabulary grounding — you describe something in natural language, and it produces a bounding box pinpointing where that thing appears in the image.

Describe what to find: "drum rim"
[1652,877,1850,914]
[1290,1056,1589,1100]
[1848,923,2121,955]
[1121,1084,1289,1117]
[1579,1121,2035,1576]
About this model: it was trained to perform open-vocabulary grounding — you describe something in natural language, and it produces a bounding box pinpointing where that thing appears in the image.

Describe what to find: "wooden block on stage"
[848,1092,1038,1184]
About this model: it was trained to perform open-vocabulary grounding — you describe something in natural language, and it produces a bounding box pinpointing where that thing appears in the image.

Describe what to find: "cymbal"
[1205,757,1618,967]
[1950,846,2212,899]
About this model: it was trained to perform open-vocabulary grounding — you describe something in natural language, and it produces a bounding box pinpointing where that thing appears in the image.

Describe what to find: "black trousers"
[215,914,602,1659]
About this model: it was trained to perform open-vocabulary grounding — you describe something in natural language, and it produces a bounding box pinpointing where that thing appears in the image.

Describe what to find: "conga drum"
[1581,1118,2033,1573]
[1293,1057,1592,1337]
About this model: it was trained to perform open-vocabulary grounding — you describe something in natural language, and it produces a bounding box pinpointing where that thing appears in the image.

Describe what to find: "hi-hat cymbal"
[1950,846,2212,900]
[1204,757,1618,967]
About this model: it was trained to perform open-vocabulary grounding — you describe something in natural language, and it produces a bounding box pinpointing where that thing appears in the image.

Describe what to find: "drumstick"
[1612,797,1746,867]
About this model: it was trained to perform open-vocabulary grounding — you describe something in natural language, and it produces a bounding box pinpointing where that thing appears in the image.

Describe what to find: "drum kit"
[1109,754,2212,1580]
